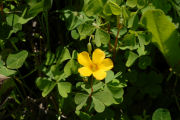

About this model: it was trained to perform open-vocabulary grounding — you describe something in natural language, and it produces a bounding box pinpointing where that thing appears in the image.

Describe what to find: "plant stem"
[113,16,122,61]
[86,76,94,111]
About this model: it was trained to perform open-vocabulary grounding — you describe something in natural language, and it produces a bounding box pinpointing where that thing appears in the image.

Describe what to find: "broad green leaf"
[78,23,95,40]
[92,97,105,113]
[27,0,44,17]
[81,82,104,94]
[141,9,180,73]
[0,66,16,76]
[126,0,137,8]
[109,1,121,15]
[83,0,107,16]
[125,51,139,67]
[103,2,112,16]
[42,81,56,97]
[152,108,171,120]
[6,14,19,26]
[6,50,28,69]
[64,59,79,76]
[56,48,71,65]
[75,93,89,110]
[105,85,124,99]
[92,90,116,106]
[71,29,80,40]
[95,29,110,47]
[128,12,139,29]
[105,70,114,84]
[137,0,146,9]
[58,82,72,98]
[36,77,52,90]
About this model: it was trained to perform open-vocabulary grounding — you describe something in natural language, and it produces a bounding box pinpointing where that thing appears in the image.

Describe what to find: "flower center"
[90,63,98,72]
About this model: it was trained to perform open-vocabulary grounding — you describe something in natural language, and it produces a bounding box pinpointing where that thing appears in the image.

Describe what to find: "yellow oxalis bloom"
[78,49,113,80]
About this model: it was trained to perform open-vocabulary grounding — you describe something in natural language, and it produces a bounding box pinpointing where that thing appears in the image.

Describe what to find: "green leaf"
[95,29,110,47]
[0,66,16,76]
[92,90,116,106]
[128,12,139,29]
[64,59,79,76]
[42,81,56,97]
[126,0,137,8]
[71,29,80,39]
[137,0,146,9]
[152,108,171,120]
[141,9,180,73]
[120,33,138,50]
[83,0,107,16]
[105,84,124,99]
[58,82,72,98]
[6,50,28,69]
[109,1,121,15]
[75,93,89,110]
[27,0,44,17]
[92,97,105,113]
[6,14,19,26]
[126,51,139,67]
[75,111,91,120]
[78,23,95,40]
[105,70,114,84]
[56,48,71,65]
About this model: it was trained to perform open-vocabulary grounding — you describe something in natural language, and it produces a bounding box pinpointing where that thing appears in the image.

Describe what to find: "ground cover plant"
[0,0,180,119]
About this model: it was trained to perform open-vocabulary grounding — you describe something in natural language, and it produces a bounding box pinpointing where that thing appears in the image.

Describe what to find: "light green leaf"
[105,70,114,84]
[83,0,107,16]
[152,108,171,120]
[42,81,56,97]
[126,51,139,67]
[6,50,28,69]
[141,9,180,73]
[75,93,89,110]
[6,14,19,26]
[128,12,139,29]
[0,66,16,76]
[105,84,124,99]
[71,29,80,39]
[78,23,95,40]
[92,97,105,113]
[109,1,121,15]
[126,0,137,8]
[58,82,72,98]
[92,90,116,106]
[56,47,71,65]
[64,59,79,76]
[95,29,110,47]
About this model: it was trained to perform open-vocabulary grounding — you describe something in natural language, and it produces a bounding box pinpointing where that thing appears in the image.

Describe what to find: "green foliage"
[152,108,171,120]
[0,0,180,119]
[141,9,180,73]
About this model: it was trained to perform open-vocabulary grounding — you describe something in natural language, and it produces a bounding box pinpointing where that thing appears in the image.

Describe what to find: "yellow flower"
[77,49,113,80]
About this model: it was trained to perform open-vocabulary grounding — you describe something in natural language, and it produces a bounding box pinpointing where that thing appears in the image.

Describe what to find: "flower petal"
[78,67,92,76]
[78,51,92,67]
[93,70,107,80]
[99,58,113,71]
[92,49,105,64]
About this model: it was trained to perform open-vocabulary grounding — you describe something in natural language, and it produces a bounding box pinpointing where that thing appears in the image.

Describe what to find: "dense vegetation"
[0,0,180,119]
